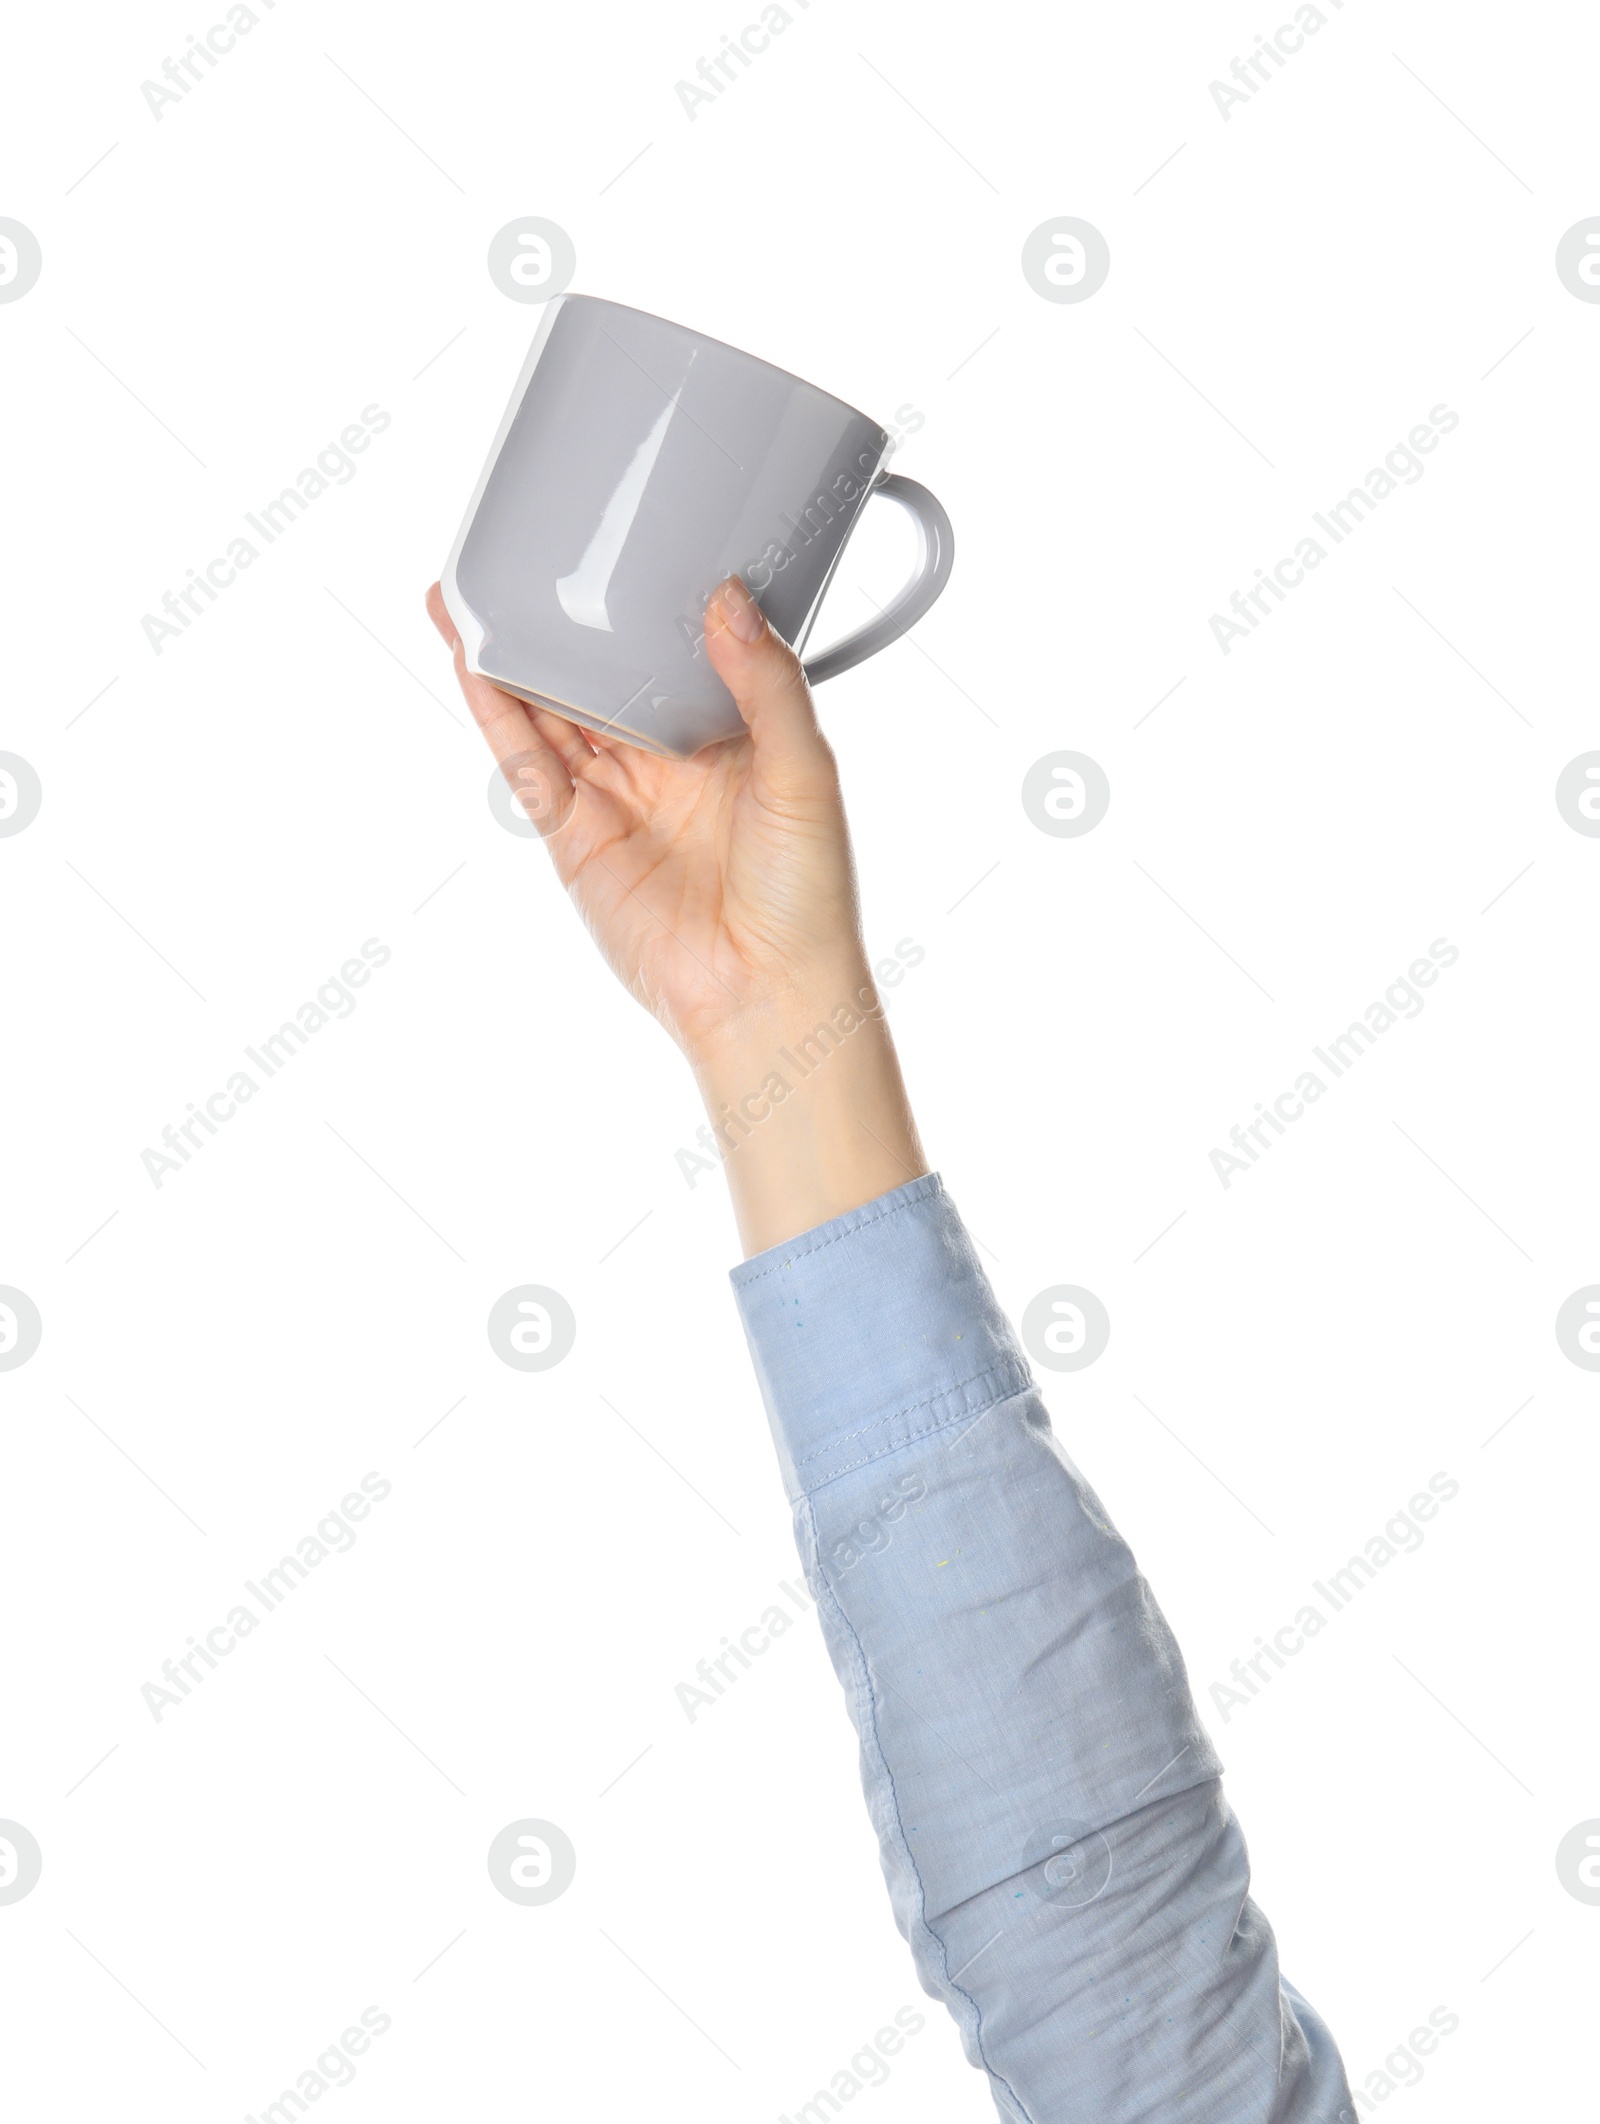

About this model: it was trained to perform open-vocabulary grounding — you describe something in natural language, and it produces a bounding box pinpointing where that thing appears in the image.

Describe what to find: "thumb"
[704,576,832,781]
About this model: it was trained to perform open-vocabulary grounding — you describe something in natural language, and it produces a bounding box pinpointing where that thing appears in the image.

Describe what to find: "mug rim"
[551,290,889,441]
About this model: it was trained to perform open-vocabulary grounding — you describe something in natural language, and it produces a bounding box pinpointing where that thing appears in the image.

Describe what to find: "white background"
[1,0,1595,2117]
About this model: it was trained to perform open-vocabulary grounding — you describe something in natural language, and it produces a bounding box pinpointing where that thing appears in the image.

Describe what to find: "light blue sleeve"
[731,1173,1356,2124]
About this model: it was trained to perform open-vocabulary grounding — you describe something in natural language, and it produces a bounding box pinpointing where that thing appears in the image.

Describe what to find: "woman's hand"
[426,577,863,1058]
[426,576,927,1253]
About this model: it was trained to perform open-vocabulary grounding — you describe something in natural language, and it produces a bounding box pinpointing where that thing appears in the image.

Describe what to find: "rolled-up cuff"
[730,1173,1031,1500]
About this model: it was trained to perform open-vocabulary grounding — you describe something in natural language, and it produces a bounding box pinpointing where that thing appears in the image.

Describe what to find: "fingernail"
[717,576,766,645]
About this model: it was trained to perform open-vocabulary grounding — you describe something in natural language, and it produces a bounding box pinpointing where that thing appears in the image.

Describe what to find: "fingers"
[426,582,576,835]
[426,580,458,649]
[703,577,833,786]
[426,582,542,751]
[525,700,600,777]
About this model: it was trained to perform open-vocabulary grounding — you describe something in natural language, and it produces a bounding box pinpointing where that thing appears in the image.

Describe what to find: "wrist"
[689,964,927,1258]
[685,952,879,1085]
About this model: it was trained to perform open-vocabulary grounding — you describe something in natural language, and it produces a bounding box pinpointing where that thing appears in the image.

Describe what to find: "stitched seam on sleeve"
[793,1360,1030,1468]
[731,1175,941,1288]
[792,1382,1037,1498]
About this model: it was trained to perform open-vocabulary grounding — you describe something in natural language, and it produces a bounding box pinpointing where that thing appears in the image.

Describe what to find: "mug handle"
[799,474,954,686]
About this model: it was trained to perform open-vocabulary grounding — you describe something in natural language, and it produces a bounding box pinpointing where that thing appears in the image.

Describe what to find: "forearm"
[689,952,928,1257]
[732,1180,1356,2124]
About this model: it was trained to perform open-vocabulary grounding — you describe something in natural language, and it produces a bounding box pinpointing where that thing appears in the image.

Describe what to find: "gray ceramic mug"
[440,295,953,758]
